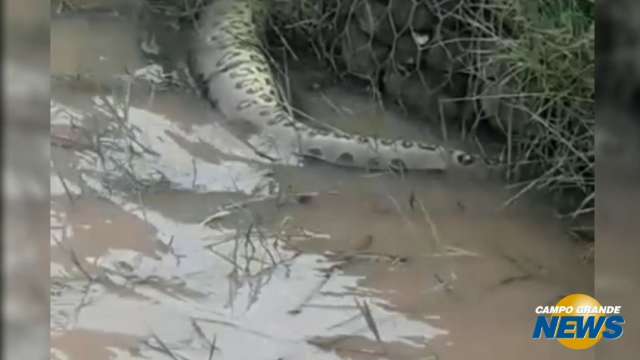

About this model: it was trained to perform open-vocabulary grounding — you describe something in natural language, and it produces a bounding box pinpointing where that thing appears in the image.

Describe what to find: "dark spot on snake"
[357,136,369,144]
[229,20,244,29]
[237,79,260,90]
[380,139,394,146]
[259,94,274,103]
[307,148,323,157]
[402,140,414,148]
[336,153,355,164]
[216,51,242,67]
[236,100,256,110]
[259,110,271,117]
[246,87,262,95]
[418,143,438,151]
[229,70,249,79]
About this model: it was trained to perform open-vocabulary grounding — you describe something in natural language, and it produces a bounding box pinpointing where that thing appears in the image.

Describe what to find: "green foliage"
[481,0,594,224]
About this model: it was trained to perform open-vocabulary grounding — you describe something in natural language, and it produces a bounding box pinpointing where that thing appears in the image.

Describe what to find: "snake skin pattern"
[189,0,476,171]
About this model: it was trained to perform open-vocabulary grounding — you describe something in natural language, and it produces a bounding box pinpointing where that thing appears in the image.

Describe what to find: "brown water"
[595,111,640,359]
[50,3,593,359]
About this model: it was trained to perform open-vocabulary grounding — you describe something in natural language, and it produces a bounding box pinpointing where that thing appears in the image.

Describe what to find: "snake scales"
[189,0,477,171]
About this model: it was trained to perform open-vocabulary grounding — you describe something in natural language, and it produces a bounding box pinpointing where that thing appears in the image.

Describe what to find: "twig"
[54,168,76,205]
[148,333,180,360]
[192,158,198,189]
[69,249,94,282]
[288,268,336,315]
[354,298,382,344]
[208,335,217,360]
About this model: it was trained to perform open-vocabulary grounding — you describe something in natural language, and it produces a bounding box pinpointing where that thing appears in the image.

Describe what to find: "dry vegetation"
[468,0,595,222]
[269,0,595,236]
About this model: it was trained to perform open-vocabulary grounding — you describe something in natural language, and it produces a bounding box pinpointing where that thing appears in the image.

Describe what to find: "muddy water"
[50,5,592,360]
[595,111,640,359]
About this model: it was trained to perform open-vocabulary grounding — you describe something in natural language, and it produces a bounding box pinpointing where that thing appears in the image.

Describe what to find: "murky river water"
[50,3,593,359]
[595,110,640,359]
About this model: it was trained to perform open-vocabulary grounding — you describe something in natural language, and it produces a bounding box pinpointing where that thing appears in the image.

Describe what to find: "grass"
[467,0,595,227]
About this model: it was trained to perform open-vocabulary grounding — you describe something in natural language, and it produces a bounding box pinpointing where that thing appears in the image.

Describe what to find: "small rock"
[350,234,374,251]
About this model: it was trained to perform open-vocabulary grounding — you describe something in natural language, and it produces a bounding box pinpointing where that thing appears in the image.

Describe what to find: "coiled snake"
[189,0,477,171]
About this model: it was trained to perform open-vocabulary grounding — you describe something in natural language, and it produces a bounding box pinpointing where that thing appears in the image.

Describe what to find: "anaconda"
[189,0,477,171]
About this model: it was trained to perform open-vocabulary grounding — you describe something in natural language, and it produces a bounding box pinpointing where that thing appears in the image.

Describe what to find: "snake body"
[189,0,476,171]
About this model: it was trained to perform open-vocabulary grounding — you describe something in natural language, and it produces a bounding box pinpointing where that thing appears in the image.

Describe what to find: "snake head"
[449,149,476,166]
[447,149,487,169]
[444,149,497,179]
